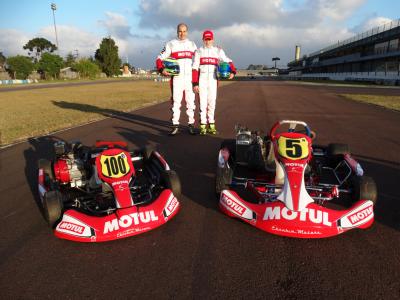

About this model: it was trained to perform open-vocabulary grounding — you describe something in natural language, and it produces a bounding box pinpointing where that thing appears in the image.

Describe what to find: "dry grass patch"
[0,81,170,145]
[0,80,237,146]
[340,94,400,112]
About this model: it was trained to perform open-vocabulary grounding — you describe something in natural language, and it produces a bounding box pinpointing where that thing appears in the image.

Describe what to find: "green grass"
[340,94,400,111]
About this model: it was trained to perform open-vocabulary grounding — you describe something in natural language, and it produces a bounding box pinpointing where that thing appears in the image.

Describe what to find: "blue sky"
[0,0,399,68]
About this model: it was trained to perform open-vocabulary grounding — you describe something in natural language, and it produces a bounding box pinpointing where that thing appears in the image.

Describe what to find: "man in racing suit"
[156,23,197,135]
[192,30,236,135]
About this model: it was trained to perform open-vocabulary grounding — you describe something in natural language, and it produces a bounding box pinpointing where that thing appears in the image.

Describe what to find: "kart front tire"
[43,191,63,228]
[351,176,377,205]
[162,170,181,198]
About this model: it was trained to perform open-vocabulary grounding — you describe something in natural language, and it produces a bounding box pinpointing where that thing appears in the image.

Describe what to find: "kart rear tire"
[162,170,181,198]
[351,176,377,205]
[216,166,233,195]
[43,190,63,228]
[38,159,54,181]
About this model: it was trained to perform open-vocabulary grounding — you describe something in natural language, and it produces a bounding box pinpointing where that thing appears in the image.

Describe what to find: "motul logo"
[263,206,332,226]
[348,206,373,225]
[200,57,218,64]
[167,197,178,213]
[177,51,193,58]
[221,194,245,215]
[104,211,159,234]
[285,162,305,167]
[59,221,84,234]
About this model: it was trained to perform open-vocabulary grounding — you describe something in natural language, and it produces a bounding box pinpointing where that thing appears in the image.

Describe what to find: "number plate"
[100,152,130,178]
[277,136,309,160]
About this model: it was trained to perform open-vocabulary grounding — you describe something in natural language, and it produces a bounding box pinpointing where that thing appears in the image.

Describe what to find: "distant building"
[288,19,400,83]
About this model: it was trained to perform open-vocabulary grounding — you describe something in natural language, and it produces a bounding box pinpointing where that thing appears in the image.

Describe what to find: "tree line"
[0,37,125,80]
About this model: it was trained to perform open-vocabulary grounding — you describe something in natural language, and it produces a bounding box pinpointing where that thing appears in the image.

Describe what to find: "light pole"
[51,3,59,53]
[272,57,280,69]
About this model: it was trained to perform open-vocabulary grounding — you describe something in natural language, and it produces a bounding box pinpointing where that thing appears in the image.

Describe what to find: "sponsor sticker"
[104,210,159,234]
[340,202,373,228]
[220,192,254,220]
[263,206,332,226]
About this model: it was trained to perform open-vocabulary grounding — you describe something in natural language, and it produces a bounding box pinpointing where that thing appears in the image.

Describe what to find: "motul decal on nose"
[263,206,332,226]
[104,211,159,234]
[339,201,374,228]
[56,214,93,237]
[220,191,255,220]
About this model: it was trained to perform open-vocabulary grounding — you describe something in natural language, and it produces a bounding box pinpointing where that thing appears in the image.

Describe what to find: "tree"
[23,37,57,62]
[6,55,35,79]
[64,52,76,67]
[95,37,121,76]
[38,53,63,79]
[0,52,6,68]
[73,58,101,79]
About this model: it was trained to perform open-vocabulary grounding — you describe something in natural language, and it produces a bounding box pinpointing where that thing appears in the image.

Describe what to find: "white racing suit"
[192,46,236,125]
[156,39,197,125]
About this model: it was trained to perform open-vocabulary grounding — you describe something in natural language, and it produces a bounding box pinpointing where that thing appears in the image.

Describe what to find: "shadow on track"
[52,100,172,135]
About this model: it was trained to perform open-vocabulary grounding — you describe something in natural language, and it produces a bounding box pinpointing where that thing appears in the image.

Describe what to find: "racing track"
[0,81,399,299]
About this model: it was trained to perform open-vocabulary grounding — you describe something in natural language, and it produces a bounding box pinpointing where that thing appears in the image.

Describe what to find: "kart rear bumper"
[53,189,180,242]
[219,189,374,238]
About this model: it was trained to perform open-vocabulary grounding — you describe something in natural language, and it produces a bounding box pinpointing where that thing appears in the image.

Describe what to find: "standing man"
[192,30,236,135]
[156,23,197,135]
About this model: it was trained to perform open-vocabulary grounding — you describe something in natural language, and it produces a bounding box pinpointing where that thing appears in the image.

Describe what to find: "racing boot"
[188,124,196,135]
[169,125,179,136]
[199,124,207,135]
[207,123,218,135]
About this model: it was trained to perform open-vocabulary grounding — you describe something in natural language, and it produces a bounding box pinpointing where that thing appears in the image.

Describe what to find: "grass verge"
[340,94,400,112]
[0,81,170,146]
[0,80,235,146]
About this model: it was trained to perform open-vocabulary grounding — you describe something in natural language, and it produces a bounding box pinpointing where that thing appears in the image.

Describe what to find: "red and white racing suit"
[156,39,197,125]
[192,46,236,125]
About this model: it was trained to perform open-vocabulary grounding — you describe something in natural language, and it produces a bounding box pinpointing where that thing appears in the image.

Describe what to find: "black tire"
[162,170,181,198]
[140,146,155,160]
[327,143,349,156]
[43,190,63,227]
[38,159,54,180]
[215,166,233,195]
[351,176,377,205]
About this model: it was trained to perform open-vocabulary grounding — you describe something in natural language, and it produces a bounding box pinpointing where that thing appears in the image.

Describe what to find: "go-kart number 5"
[100,153,130,178]
[277,137,309,160]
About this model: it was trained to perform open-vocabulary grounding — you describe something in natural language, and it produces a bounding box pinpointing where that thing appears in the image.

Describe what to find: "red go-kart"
[38,140,181,242]
[216,120,377,238]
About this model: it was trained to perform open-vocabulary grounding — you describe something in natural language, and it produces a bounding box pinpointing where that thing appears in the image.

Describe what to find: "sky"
[0,0,399,69]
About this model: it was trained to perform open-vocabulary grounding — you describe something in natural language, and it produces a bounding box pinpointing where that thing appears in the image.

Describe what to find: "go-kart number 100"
[277,137,309,160]
[100,153,130,178]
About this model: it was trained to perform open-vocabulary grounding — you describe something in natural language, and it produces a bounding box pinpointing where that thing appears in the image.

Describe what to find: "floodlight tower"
[51,3,59,53]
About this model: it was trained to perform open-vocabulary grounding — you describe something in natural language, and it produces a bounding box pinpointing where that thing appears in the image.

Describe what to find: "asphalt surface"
[0,81,399,299]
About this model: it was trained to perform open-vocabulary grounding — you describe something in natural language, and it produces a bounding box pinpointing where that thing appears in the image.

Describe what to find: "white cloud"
[352,16,393,33]
[38,25,101,58]
[0,29,31,57]
[1,1,396,69]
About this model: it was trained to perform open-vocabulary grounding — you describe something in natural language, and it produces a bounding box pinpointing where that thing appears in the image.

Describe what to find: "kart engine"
[53,141,87,188]
[235,125,267,169]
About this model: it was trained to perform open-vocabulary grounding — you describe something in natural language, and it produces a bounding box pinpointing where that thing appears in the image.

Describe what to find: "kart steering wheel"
[269,120,312,140]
